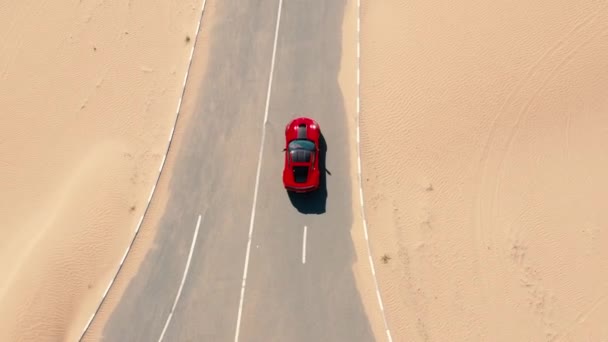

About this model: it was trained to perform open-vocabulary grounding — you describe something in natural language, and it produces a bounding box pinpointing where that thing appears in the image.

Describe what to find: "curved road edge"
[75,1,208,340]
[353,0,394,341]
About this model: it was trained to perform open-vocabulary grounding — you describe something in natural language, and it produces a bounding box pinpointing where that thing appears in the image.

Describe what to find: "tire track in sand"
[474,3,608,339]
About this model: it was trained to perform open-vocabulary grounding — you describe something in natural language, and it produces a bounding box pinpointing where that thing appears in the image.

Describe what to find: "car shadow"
[287,132,328,214]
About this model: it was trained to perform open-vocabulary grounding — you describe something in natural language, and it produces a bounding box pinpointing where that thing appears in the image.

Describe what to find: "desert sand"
[338,0,394,341]
[360,1,608,341]
[0,0,201,340]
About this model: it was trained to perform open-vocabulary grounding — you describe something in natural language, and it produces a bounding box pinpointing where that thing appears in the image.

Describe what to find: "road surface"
[99,0,373,341]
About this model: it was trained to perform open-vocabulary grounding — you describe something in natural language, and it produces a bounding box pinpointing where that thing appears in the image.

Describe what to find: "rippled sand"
[360,1,608,340]
[0,1,201,339]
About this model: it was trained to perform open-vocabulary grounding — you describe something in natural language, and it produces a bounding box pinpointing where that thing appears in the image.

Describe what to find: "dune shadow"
[287,132,329,214]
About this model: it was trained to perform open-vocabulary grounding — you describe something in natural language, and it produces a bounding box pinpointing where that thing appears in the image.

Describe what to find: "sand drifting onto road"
[0,0,200,340]
[360,1,608,340]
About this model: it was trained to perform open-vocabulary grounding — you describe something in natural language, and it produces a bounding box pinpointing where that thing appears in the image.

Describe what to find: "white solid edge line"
[359,187,364,207]
[77,1,208,340]
[233,0,283,341]
[148,183,156,203]
[158,214,203,342]
[101,281,113,300]
[159,154,167,172]
[302,226,308,264]
[175,99,183,117]
[135,215,144,233]
[119,247,129,266]
[168,126,175,142]
[356,1,393,342]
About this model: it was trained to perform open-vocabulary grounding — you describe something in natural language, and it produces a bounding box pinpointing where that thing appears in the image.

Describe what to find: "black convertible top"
[290,149,312,163]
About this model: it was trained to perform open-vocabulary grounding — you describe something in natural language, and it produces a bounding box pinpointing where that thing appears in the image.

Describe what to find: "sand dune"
[0,0,200,340]
[360,1,608,341]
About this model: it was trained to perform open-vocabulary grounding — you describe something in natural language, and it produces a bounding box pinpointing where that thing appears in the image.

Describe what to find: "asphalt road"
[100,1,373,341]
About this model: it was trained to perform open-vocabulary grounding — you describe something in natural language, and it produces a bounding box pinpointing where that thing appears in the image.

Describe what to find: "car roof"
[290,149,312,163]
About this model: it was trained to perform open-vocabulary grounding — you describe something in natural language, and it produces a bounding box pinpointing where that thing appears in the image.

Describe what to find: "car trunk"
[292,165,310,183]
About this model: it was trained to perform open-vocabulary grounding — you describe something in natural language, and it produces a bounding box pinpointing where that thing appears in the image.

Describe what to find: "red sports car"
[282,117,321,193]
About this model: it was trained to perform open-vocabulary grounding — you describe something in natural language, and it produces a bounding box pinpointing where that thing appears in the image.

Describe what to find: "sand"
[79,1,216,339]
[336,0,392,341]
[0,0,201,340]
[360,1,608,341]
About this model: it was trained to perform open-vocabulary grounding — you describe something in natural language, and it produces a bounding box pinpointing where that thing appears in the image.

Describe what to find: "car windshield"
[288,139,315,151]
